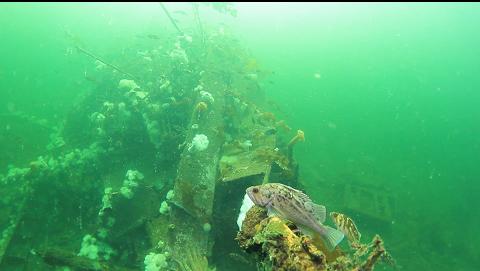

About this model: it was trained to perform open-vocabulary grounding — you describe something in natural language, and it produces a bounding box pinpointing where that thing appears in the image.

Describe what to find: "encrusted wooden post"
[168,70,225,261]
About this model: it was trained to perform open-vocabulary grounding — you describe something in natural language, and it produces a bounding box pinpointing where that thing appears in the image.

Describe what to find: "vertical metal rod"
[75,46,137,79]
[159,2,184,35]
[192,3,205,45]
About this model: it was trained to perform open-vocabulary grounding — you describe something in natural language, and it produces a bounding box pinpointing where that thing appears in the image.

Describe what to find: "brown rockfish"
[330,212,361,245]
[246,183,344,250]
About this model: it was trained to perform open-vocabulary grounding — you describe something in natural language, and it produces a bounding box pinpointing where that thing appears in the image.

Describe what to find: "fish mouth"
[246,186,267,207]
[245,187,254,201]
[245,187,258,205]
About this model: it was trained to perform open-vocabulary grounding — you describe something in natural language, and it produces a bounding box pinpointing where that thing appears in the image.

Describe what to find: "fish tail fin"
[322,226,344,251]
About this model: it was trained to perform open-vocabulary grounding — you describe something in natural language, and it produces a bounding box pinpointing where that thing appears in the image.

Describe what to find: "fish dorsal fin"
[305,202,326,223]
[279,184,310,201]
[294,190,310,202]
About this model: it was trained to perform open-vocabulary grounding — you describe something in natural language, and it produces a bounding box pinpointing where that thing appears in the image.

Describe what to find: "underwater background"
[0,2,479,271]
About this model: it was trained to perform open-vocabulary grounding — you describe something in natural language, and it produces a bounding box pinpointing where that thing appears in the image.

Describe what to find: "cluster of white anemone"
[188,134,209,152]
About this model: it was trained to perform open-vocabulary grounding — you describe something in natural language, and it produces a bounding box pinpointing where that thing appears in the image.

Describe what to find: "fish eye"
[252,188,259,193]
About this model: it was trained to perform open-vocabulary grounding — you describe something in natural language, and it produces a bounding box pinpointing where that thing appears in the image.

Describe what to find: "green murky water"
[0,3,479,271]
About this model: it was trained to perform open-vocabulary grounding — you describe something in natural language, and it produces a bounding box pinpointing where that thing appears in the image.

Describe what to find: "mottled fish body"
[330,212,361,245]
[246,183,344,250]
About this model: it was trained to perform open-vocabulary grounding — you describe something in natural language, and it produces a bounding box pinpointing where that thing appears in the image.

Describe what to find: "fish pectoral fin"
[267,207,281,218]
[305,202,326,223]
[322,226,345,251]
[297,224,315,237]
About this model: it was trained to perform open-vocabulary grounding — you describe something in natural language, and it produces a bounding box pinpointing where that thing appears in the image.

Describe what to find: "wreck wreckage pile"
[0,6,393,271]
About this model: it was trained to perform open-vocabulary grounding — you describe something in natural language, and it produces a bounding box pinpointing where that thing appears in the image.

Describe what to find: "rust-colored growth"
[237,209,327,270]
[260,111,276,122]
[29,161,39,171]
[172,245,210,271]
[288,130,305,148]
[237,207,392,271]
[192,101,208,121]
[287,130,305,161]
[276,120,292,132]
[237,206,268,246]
[310,236,343,263]
[174,179,196,217]
[254,146,290,170]
[359,235,391,271]
[195,101,208,113]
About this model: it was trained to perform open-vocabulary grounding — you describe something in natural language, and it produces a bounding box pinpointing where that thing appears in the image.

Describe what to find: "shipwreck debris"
[237,205,394,271]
